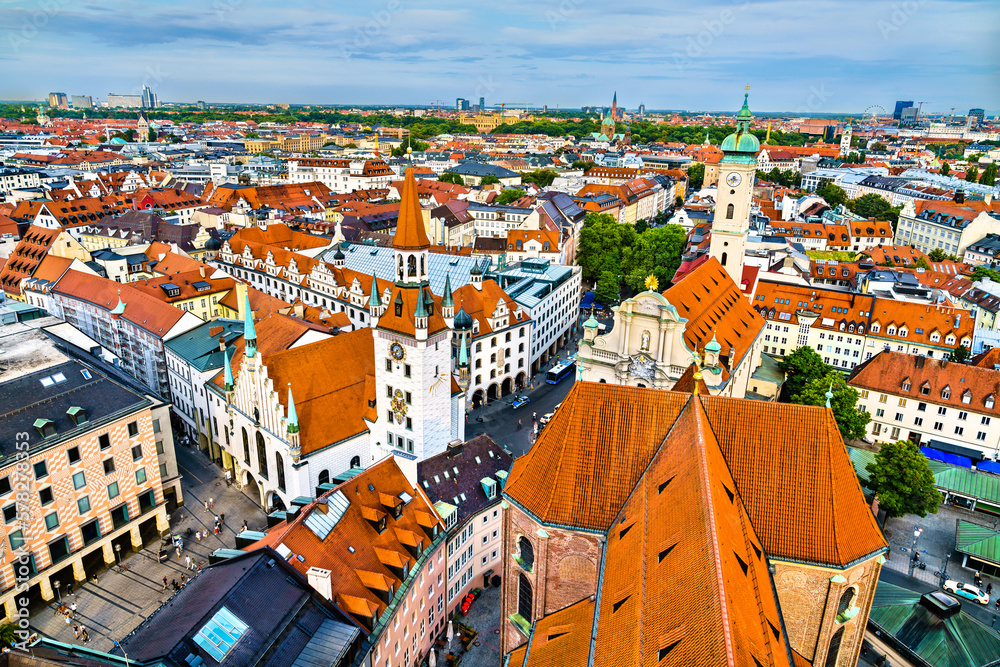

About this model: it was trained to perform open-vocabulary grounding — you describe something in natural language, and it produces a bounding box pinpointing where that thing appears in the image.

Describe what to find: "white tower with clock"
[373,166,461,464]
[709,90,759,286]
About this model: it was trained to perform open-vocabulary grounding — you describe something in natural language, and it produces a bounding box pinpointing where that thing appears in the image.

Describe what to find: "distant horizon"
[5,100,998,119]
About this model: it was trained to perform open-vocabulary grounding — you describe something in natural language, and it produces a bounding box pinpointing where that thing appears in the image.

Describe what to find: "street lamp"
[54,580,61,604]
[114,543,122,567]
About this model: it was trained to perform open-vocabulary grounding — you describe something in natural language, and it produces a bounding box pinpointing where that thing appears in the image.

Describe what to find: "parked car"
[943,580,989,605]
[512,395,530,410]
[539,412,555,427]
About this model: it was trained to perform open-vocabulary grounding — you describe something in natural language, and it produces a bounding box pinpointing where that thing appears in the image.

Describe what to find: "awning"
[926,438,983,461]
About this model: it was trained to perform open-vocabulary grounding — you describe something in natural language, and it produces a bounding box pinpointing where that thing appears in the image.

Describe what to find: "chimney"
[199,265,206,278]
[306,566,333,600]
[218,335,226,352]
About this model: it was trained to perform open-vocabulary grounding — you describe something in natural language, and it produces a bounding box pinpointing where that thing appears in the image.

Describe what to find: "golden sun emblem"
[644,274,659,292]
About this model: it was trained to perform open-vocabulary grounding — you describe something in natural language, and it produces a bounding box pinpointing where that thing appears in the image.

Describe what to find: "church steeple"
[393,167,430,285]
[243,291,257,359]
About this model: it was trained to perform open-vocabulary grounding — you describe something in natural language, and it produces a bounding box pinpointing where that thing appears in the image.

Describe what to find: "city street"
[26,432,267,651]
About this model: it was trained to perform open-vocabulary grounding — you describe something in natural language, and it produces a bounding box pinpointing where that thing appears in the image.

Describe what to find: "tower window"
[721,252,728,266]
[726,203,734,219]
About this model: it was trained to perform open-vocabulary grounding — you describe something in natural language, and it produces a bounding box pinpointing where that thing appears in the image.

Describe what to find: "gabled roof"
[0,224,63,296]
[392,167,431,251]
[51,270,188,337]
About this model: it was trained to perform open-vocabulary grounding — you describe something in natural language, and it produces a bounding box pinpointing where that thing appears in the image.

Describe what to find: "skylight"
[193,607,247,662]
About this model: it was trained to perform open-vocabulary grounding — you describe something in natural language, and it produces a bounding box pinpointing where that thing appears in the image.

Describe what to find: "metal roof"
[956,519,1000,565]
[326,243,483,294]
[934,467,1000,503]
[303,490,349,541]
[289,618,360,667]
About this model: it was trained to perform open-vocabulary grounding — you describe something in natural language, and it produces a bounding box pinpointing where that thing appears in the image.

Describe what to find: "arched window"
[242,428,250,464]
[726,203,734,219]
[518,536,534,571]
[721,252,728,266]
[824,627,844,667]
[837,588,855,617]
[397,254,403,279]
[407,255,417,278]
[256,431,268,479]
[275,453,286,492]
[350,455,362,469]
[318,470,330,486]
[518,572,533,620]
[420,255,425,277]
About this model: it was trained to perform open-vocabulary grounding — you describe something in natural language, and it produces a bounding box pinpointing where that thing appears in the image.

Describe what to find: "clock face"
[726,172,742,187]
[390,342,406,361]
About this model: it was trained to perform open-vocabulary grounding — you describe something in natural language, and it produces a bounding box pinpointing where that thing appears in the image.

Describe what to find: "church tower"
[374,166,456,462]
[839,122,852,157]
[709,90,758,286]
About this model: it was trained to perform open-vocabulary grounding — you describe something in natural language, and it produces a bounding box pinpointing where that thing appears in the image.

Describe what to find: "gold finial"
[745,83,750,94]
[691,351,703,396]
[644,274,659,292]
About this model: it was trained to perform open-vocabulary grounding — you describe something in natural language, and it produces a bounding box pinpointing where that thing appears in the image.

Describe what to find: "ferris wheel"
[861,105,887,126]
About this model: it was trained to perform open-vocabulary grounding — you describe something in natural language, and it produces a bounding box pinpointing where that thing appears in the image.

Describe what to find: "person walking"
[162,576,168,590]
[242,520,248,532]
[209,497,214,509]
[70,602,77,618]
[185,555,192,570]
[195,530,201,541]
[220,513,225,525]
[204,500,209,512]
[987,582,993,595]
[72,625,79,640]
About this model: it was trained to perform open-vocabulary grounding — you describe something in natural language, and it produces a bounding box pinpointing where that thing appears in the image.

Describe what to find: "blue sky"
[2,0,998,113]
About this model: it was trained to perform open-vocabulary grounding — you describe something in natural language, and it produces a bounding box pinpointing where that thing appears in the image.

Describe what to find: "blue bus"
[546,360,576,384]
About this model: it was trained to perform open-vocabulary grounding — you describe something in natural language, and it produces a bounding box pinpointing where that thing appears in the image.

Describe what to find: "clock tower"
[709,90,759,286]
[373,166,458,464]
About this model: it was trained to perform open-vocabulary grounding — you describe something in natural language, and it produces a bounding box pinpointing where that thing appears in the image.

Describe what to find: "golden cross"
[745,83,751,94]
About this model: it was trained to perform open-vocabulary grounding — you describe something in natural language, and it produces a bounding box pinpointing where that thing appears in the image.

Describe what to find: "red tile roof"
[392,168,431,251]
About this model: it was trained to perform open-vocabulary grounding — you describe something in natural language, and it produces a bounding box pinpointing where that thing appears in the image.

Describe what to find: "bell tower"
[709,88,758,286]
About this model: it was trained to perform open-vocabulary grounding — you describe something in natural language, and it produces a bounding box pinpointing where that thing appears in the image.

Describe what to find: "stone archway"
[242,471,262,508]
[267,491,286,513]
[516,371,527,390]
[472,389,485,408]
[487,383,501,401]
[501,377,514,396]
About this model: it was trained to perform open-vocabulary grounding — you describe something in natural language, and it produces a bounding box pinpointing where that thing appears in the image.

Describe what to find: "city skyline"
[2,0,997,114]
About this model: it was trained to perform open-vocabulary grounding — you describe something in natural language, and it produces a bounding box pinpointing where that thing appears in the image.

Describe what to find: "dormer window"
[898,328,907,338]
[901,379,911,392]
[920,382,930,395]
[962,390,972,404]
[987,395,995,409]
[946,335,956,345]
[941,386,951,400]
[887,326,896,336]
[930,332,940,342]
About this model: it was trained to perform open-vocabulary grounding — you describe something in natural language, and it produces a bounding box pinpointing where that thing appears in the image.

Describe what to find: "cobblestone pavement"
[28,438,267,651]
[882,504,1000,594]
[435,585,502,667]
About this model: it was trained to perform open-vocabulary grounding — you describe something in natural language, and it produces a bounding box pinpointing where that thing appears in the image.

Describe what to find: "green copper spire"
[458,331,469,368]
[825,383,834,409]
[441,272,454,309]
[721,89,760,155]
[414,285,429,318]
[223,345,234,391]
[368,275,381,308]
[287,383,299,434]
[243,291,257,358]
[111,290,126,315]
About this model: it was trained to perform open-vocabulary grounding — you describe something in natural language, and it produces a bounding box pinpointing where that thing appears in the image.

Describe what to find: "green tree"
[147,128,156,142]
[793,372,871,442]
[845,193,892,219]
[576,213,637,284]
[621,224,687,291]
[928,248,947,262]
[913,256,931,269]
[778,347,831,402]
[688,163,705,190]
[948,344,971,363]
[979,162,998,186]
[966,166,979,182]
[674,195,683,208]
[438,172,465,186]
[0,622,17,648]
[971,265,1000,282]
[816,181,847,209]
[595,270,621,305]
[871,142,888,152]
[571,160,596,171]
[245,131,260,139]
[864,440,943,518]
[940,162,950,176]
[479,174,501,186]
[496,189,526,205]
[634,218,648,234]
[521,169,559,188]
[390,139,429,157]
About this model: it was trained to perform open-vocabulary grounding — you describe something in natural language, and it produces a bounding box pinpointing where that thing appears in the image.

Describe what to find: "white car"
[943,580,989,605]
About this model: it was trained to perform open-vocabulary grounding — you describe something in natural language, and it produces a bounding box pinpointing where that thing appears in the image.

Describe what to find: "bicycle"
[117,562,132,573]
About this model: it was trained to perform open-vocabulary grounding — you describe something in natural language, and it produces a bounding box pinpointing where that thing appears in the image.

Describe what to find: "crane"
[916,101,926,120]
[495,102,535,115]
[429,100,442,113]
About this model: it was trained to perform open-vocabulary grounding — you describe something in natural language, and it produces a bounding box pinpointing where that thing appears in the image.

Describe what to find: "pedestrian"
[988,582,993,595]
[70,602,77,617]
[73,625,79,640]
[91,573,99,584]
[204,500,209,512]
[175,545,182,558]
[65,615,71,626]
[209,497,214,508]
[185,556,192,570]
[242,520,248,532]
[517,419,522,430]
[162,576,168,590]
[67,583,73,596]
[220,513,225,525]
[181,574,187,586]
[213,525,219,536]
[195,530,201,541]
[996,598,999,611]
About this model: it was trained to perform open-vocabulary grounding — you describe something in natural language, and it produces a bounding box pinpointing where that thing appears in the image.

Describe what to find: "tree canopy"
[688,163,705,190]
[496,189,526,205]
[778,347,830,402]
[816,181,847,209]
[792,372,871,442]
[948,344,971,364]
[479,174,500,185]
[438,172,465,186]
[575,212,686,295]
[864,440,943,518]
[520,169,558,187]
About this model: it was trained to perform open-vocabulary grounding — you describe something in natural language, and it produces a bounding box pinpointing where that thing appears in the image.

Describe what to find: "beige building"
[578,257,765,398]
[894,197,1000,257]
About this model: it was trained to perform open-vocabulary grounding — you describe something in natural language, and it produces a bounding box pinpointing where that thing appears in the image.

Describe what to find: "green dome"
[721,92,760,155]
[705,334,721,352]
[584,314,599,329]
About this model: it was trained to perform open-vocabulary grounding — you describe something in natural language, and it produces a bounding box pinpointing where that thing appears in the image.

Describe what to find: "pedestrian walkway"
[28,444,267,651]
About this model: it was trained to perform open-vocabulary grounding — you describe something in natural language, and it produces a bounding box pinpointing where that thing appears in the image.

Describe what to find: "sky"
[1,0,998,114]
